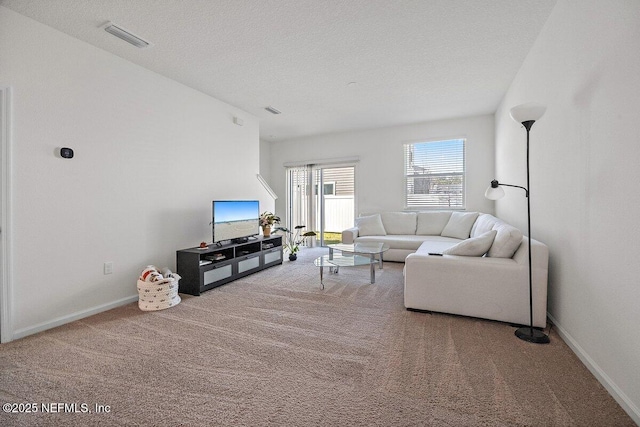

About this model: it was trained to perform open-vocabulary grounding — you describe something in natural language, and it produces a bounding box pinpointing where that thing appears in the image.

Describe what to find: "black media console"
[176,236,283,296]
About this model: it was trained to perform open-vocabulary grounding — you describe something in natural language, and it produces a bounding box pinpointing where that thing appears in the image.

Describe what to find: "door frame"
[1,86,13,343]
[312,163,356,246]
[284,158,358,248]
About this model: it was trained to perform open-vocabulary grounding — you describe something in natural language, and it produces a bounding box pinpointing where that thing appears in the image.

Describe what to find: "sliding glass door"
[286,165,355,246]
[286,165,312,242]
[316,166,355,244]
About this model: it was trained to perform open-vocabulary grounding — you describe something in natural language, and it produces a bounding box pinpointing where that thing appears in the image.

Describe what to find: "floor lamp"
[485,102,550,344]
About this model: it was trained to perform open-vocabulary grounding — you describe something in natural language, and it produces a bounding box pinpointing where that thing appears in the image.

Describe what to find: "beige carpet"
[0,248,634,426]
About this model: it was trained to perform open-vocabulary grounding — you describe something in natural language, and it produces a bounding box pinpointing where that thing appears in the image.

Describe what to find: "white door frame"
[314,164,356,246]
[1,86,13,343]
[285,163,356,247]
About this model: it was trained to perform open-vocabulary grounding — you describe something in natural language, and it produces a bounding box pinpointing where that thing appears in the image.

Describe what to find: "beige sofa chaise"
[341,211,548,327]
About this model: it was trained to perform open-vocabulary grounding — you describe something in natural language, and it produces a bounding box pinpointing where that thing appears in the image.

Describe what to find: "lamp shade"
[510,102,546,124]
[485,184,505,200]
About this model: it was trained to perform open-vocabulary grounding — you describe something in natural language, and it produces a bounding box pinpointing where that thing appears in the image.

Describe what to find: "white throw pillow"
[416,211,452,235]
[380,212,417,235]
[355,214,387,236]
[470,213,499,238]
[487,223,523,258]
[443,230,497,256]
[440,212,479,239]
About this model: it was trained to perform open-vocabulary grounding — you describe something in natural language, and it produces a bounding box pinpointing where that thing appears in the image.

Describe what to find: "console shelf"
[176,236,283,296]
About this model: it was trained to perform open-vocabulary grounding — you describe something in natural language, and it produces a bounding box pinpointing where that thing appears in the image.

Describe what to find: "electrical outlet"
[104,262,113,275]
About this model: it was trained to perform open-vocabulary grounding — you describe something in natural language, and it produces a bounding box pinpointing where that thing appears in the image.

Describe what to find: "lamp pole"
[487,102,550,344]
[514,120,550,344]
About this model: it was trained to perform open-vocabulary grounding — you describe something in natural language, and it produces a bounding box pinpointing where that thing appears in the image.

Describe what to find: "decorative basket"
[137,277,181,311]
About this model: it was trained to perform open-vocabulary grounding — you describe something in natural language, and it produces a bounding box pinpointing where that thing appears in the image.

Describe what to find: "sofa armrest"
[342,227,359,244]
[404,251,548,328]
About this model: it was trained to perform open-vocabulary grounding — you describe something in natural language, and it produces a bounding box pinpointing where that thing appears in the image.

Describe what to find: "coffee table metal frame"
[328,242,390,270]
[314,242,390,289]
[314,254,378,289]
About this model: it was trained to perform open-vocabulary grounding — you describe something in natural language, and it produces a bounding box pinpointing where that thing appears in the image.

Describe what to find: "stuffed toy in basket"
[137,266,181,311]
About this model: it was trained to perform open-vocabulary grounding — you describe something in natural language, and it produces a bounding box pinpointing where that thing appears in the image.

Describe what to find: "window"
[323,182,335,196]
[314,182,335,196]
[403,139,465,209]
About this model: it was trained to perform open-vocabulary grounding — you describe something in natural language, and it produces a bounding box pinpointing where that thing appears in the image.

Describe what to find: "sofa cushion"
[416,211,452,235]
[380,212,417,235]
[443,230,497,256]
[441,212,479,239]
[356,235,436,250]
[414,237,465,255]
[487,223,523,258]
[470,213,501,238]
[355,214,386,236]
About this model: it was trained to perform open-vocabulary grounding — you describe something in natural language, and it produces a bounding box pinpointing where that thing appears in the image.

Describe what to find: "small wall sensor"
[233,117,244,126]
[60,147,74,159]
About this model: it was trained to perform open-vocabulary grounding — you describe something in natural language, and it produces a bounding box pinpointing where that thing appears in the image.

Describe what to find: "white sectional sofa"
[341,211,548,327]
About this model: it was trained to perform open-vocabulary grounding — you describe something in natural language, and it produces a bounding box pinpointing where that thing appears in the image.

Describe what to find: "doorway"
[286,164,355,246]
[0,86,11,343]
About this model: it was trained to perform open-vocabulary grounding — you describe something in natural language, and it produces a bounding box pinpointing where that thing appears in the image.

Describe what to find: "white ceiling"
[1,0,557,142]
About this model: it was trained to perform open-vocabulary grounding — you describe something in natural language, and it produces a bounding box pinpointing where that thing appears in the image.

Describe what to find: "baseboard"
[548,313,640,425]
[12,295,139,341]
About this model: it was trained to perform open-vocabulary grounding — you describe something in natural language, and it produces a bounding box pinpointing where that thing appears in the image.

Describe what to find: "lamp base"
[515,327,550,344]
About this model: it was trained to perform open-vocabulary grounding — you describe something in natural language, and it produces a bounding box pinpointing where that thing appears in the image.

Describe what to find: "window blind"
[403,139,465,209]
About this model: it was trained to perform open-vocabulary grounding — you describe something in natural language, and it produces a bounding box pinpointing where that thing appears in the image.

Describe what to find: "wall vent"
[265,106,282,115]
[104,22,151,48]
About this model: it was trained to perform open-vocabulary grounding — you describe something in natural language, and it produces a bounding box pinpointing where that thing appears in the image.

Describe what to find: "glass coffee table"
[314,242,390,289]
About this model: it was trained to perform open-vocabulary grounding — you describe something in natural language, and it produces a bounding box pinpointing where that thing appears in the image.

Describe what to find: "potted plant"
[259,212,281,237]
[274,225,317,261]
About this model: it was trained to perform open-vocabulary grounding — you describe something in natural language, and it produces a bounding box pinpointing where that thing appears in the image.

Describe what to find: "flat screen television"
[212,200,260,244]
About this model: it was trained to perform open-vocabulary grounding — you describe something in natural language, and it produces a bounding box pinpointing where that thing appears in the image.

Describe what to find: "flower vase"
[262,225,271,237]
[289,253,297,261]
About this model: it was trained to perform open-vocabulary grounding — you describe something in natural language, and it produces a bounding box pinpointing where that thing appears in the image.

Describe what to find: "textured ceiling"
[1,0,557,142]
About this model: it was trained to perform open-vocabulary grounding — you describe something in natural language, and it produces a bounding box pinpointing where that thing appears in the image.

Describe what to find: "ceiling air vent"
[265,106,282,115]
[104,22,151,48]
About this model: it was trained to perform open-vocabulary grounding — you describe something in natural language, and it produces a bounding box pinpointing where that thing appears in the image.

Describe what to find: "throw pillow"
[440,211,479,239]
[380,212,417,235]
[355,214,387,236]
[416,211,453,235]
[443,230,497,256]
[470,213,499,238]
[487,223,523,258]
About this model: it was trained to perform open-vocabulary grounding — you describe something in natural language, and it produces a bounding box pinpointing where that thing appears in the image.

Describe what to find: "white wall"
[259,139,272,184]
[0,7,273,340]
[495,0,640,422]
[268,114,495,219]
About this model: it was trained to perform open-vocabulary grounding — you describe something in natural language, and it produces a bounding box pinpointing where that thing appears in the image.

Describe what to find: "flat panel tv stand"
[176,235,283,296]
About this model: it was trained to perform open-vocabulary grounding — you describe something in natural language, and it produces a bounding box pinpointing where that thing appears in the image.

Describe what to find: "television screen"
[212,200,260,243]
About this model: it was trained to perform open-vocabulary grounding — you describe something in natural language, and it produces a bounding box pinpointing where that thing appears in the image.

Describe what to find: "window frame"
[403,138,466,210]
